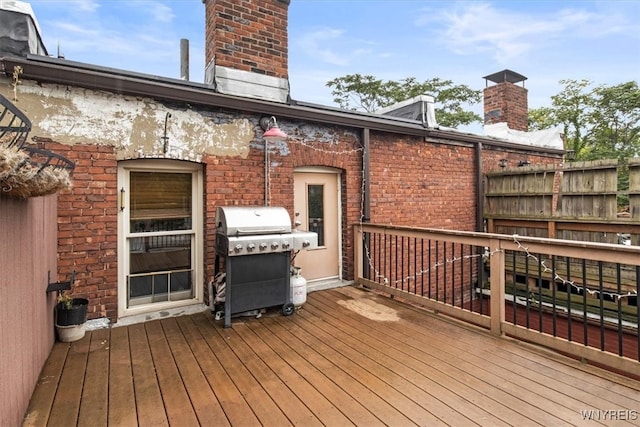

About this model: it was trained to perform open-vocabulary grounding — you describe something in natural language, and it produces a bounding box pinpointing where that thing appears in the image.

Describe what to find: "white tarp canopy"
[484,122,564,150]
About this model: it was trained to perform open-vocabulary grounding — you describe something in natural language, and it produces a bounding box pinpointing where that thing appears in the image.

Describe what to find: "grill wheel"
[282,302,295,316]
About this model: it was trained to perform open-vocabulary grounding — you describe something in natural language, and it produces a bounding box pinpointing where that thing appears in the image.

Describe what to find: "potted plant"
[55,292,88,342]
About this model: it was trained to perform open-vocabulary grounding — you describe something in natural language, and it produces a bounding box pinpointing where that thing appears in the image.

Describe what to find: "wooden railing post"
[547,220,556,239]
[354,225,363,283]
[489,238,505,336]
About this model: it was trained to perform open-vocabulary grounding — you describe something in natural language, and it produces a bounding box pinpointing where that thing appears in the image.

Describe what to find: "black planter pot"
[56,298,88,326]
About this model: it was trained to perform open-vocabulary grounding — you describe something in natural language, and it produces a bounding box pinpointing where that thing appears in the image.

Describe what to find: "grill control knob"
[282,241,290,249]
[247,243,256,252]
[302,240,311,248]
[271,241,279,250]
[233,244,243,253]
[259,242,268,251]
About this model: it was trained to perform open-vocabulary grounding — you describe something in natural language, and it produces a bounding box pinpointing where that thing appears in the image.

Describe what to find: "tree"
[326,74,482,128]
[528,79,640,161]
[589,81,640,161]
[530,79,640,208]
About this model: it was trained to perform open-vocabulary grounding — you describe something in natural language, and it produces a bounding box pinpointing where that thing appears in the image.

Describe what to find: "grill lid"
[216,206,292,236]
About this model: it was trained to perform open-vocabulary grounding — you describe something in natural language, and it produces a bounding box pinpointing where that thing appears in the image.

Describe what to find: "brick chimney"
[483,69,528,132]
[203,0,290,103]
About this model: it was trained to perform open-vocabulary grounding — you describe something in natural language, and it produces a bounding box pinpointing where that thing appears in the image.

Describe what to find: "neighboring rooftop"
[0,0,48,58]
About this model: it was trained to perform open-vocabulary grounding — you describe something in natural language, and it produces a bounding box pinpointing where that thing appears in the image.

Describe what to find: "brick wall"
[204,124,362,281]
[38,118,560,321]
[34,140,119,321]
[369,134,477,230]
[484,82,529,132]
[204,0,289,79]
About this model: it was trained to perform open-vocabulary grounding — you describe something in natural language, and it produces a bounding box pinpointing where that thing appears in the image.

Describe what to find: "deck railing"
[354,224,640,377]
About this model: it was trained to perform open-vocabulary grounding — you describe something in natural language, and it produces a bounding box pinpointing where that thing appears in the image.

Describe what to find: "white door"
[293,169,340,281]
[117,160,203,318]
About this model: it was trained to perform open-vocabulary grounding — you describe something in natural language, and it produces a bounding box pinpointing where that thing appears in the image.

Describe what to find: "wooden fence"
[0,195,58,427]
[485,158,640,245]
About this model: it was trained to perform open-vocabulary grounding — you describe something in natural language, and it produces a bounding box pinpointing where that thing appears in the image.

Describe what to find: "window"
[308,184,325,246]
[118,161,202,316]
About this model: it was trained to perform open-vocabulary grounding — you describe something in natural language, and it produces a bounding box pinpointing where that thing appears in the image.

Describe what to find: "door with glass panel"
[118,161,202,317]
[293,170,340,280]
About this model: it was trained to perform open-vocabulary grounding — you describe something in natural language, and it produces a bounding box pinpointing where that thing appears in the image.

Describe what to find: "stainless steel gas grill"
[215,206,318,327]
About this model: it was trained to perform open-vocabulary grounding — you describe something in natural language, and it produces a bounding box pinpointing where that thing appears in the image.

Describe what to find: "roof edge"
[1,56,562,156]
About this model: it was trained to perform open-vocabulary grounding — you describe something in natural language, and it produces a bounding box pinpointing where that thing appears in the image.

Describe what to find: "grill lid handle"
[235,227,287,235]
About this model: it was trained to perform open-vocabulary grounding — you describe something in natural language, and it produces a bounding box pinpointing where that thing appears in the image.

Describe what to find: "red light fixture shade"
[261,116,288,142]
[263,125,288,142]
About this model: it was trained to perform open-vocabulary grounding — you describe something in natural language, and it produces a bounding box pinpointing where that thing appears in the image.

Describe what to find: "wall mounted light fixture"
[260,116,288,142]
[518,160,531,167]
[498,159,508,168]
[259,116,288,206]
[565,149,576,161]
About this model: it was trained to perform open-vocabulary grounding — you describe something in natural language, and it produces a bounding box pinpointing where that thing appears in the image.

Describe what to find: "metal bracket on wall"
[45,270,75,293]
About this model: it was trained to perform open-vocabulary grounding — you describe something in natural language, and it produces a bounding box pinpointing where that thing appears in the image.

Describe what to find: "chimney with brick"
[483,69,528,132]
[202,0,290,103]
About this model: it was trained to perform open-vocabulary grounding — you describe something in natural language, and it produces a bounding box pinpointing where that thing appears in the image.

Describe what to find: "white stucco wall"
[1,78,256,161]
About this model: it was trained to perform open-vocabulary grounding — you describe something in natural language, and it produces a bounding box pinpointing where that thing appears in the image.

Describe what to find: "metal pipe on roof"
[180,39,189,81]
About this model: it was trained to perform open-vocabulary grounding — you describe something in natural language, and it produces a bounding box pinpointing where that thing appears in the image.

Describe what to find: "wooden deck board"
[300,292,514,427]
[305,291,542,426]
[192,313,293,426]
[216,322,325,426]
[264,314,416,426]
[245,318,384,426]
[22,340,69,426]
[232,321,354,426]
[46,334,90,426]
[107,325,137,427]
[22,287,640,426]
[308,295,559,425]
[161,317,229,425]
[77,328,109,426]
[174,315,249,426]
[128,323,168,427]
[145,320,200,426]
[286,307,456,426]
[348,291,639,425]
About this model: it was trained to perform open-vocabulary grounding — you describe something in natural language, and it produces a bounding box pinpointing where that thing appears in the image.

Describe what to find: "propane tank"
[290,266,307,307]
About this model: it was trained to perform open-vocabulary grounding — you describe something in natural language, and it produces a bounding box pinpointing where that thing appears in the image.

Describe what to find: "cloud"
[51,22,100,37]
[295,27,350,66]
[417,1,639,64]
[293,26,394,68]
[130,1,175,23]
[64,0,100,13]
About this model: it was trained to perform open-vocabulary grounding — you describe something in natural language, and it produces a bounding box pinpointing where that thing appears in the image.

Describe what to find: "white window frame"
[117,159,204,319]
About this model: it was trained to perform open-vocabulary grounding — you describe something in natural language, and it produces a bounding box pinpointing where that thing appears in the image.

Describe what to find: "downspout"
[475,142,484,232]
[475,141,486,288]
[362,128,371,279]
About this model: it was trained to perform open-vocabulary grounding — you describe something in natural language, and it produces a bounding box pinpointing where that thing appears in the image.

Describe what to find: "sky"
[17,0,640,132]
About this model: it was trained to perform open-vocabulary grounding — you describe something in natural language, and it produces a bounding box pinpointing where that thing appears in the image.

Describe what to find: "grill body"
[215,206,304,327]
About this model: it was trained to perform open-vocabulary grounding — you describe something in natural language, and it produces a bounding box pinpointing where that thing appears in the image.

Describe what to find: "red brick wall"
[37,120,560,322]
[204,0,289,79]
[484,82,528,131]
[34,140,119,321]
[369,133,477,230]
[204,125,362,281]
[481,149,559,173]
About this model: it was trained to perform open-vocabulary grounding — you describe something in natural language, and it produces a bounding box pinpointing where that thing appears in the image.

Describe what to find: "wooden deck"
[23,286,640,426]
